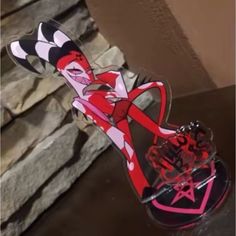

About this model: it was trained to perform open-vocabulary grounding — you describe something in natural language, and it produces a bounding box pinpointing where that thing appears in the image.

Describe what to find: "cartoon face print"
[57,51,95,86]
[63,60,92,85]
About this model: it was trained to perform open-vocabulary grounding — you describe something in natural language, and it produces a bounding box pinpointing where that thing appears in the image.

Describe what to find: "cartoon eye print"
[67,68,83,75]
[65,62,91,85]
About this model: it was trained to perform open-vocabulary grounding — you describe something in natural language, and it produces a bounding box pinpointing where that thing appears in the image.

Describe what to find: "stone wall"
[1,1,154,235]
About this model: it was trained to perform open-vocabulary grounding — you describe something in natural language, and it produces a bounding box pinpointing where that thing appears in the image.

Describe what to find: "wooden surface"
[22,86,235,236]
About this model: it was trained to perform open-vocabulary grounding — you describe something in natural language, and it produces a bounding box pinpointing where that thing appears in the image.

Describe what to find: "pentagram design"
[171,178,196,205]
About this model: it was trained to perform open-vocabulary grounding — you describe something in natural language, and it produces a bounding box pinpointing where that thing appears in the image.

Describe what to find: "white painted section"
[10,41,28,59]
[159,127,176,135]
[37,23,49,42]
[53,30,70,47]
[72,100,86,113]
[125,142,134,158]
[106,127,125,149]
[156,81,163,86]
[35,42,55,62]
[127,161,134,171]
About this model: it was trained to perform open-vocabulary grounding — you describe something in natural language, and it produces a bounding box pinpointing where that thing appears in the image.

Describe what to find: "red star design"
[171,178,196,205]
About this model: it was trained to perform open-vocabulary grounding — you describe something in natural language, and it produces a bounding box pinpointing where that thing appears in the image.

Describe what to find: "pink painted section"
[152,161,215,214]
[75,97,110,122]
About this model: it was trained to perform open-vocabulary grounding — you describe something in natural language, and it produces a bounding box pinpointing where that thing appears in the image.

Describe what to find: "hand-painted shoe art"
[7,21,230,229]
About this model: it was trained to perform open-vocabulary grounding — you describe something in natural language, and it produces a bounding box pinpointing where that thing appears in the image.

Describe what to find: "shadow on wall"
[86,0,235,96]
